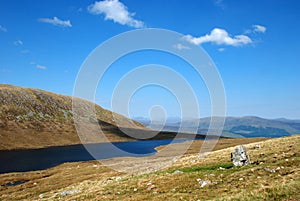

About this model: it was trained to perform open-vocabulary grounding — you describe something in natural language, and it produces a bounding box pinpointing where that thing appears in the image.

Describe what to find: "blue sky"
[0,0,299,119]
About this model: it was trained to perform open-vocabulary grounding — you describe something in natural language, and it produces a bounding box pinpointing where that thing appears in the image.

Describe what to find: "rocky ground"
[0,135,299,200]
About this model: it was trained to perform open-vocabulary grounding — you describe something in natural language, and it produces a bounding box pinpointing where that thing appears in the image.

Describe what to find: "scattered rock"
[147,185,156,191]
[204,174,215,177]
[264,167,276,173]
[60,189,81,196]
[196,178,211,188]
[133,188,137,192]
[253,144,261,149]
[39,194,44,199]
[27,111,34,117]
[227,179,233,183]
[173,170,183,174]
[231,145,250,166]
[218,167,225,170]
[252,160,260,166]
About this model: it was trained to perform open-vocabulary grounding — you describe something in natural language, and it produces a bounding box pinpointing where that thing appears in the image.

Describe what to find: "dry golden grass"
[1,135,299,200]
[0,84,146,150]
[0,84,208,151]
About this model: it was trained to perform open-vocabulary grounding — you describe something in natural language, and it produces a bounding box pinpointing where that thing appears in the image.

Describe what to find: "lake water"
[0,139,193,174]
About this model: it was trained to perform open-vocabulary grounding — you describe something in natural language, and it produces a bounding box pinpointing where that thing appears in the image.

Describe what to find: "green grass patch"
[169,163,234,173]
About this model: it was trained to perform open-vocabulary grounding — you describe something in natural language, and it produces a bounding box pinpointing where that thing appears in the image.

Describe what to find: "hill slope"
[0,84,146,150]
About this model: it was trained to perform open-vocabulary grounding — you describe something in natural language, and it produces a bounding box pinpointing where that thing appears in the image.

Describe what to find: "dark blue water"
[0,139,190,174]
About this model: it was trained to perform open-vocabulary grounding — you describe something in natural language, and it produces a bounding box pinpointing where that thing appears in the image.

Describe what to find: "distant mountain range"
[134,116,300,138]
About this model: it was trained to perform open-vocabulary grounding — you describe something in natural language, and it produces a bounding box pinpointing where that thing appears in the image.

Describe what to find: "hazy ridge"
[135,116,300,138]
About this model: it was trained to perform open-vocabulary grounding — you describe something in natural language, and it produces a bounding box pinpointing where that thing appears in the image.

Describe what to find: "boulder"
[231,145,250,166]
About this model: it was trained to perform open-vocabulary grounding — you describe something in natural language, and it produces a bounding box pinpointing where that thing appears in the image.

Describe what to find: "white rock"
[197,178,211,188]
[204,174,215,177]
[60,190,81,196]
[231,145,250,166]
[253,144,261,149]
[173,170,183,174]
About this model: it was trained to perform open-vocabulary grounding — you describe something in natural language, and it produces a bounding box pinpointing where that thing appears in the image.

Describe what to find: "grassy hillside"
[0,85,211,151]
[0,135,298,200]
[0,84,146,150]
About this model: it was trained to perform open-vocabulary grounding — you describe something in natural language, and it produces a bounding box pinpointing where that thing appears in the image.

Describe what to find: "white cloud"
[183,28,252,46]
[244,24,267,34]
[88,0,144,28]
[253,25,266,33]
[173,43,190,50]
[0,25,7,32]
[214,0,225,9]
[218,48,225,52]
[36,64,47,70]
[38,17,72,27]
[14,40,23,46]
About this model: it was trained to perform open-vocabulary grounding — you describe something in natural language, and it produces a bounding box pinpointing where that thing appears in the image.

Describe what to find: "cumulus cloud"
[38,17,72,27]
[183,28,252,46]
[173,43,190,50]
[88,0,144,28]
[36,64,47,70]
[0,25,7,32]
[253,24,267,33]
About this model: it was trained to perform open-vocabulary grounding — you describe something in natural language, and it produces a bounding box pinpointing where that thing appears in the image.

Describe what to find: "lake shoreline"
[0,132,223,152]
[0,137,269,174]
